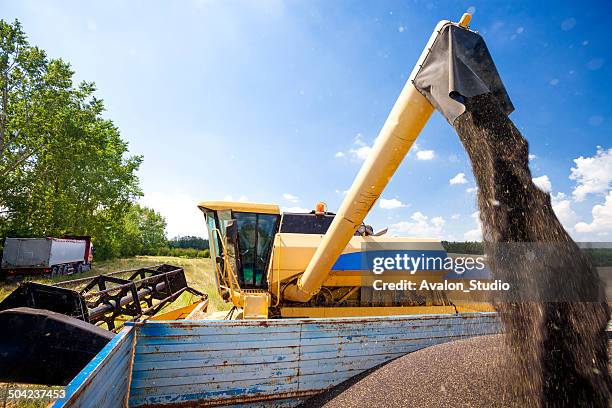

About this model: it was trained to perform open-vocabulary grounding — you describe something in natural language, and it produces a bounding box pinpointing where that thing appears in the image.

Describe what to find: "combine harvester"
[43,13,509,407]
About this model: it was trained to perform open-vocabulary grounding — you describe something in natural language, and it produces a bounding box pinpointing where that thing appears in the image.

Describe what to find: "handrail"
[212,227,242,306]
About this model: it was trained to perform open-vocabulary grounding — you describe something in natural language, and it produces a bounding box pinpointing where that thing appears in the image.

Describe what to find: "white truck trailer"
[1,237,92,277]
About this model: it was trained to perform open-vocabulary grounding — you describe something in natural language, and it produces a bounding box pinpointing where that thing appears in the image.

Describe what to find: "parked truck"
[1,237,93,277]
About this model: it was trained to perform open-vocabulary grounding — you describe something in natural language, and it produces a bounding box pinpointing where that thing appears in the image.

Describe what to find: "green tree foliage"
[168,235,209,250]
[147,247,210,259]
[0,19,166,260]
[120,204,168,257]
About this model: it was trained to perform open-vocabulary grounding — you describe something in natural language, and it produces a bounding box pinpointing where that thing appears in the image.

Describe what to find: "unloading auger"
[200,13,514,319]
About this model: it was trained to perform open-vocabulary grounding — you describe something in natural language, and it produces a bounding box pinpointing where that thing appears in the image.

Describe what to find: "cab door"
[233,212,279,289]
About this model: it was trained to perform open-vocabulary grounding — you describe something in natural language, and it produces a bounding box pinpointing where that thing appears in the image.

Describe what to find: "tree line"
[141,236,211,259]
[168,236,209,250]
[0,19,169,260]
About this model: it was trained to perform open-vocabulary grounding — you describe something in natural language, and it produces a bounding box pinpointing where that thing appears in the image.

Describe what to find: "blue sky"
[2,0,611,240]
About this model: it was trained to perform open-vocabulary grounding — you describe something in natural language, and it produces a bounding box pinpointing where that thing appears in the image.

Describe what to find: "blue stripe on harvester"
[331,250,449,271]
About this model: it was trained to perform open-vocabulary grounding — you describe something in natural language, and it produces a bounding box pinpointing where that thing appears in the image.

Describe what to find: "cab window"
[233,212,279,289]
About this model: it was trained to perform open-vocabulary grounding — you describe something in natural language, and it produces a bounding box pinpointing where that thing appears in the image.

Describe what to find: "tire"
[51,266,59,277]
[77,263,83,274]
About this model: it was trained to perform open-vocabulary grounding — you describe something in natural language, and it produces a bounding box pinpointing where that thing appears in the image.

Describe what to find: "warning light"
[315,202,327,215]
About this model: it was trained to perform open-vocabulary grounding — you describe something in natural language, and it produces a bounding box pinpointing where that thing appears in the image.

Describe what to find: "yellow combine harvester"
[44,13,512,408]
[199,14,494,320]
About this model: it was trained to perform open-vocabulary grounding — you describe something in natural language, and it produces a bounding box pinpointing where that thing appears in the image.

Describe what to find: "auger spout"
[283,16,476,302]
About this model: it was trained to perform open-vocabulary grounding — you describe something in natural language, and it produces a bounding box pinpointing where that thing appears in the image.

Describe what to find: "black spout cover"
[413,24,514,124]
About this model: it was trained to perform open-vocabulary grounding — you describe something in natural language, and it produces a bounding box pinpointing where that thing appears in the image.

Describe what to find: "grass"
[0,255,231,407]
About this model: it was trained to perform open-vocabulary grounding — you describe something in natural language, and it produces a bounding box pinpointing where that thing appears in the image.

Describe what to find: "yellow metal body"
[458,12,472,27]
[243,292,271,319]
[268,234,447,292]
[198,201,280,215]
[149,297,209,320]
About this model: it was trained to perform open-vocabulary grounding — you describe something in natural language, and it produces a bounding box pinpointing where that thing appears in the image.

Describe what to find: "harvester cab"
[200,201,280,291]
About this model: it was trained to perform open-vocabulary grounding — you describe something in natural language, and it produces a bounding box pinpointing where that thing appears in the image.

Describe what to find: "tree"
[120,204,167,257]
[0,20,69,178]
[168,236,209,250]
[0,19,144,259]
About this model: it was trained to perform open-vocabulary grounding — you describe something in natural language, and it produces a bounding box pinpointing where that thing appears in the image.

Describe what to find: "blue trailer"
[53,312,500,407]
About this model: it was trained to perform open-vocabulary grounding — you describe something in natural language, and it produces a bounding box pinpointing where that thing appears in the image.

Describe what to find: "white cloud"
[337,133,374,161]
[451,213,461,220]
[463,211,482,241]
[86,19,98,32]
[449,172,467,185]
[388,212,445,238]
[282,193,299,203]
[379,198,407,210]
[140,192,205,238]
[464,229,482,241]
[416,150,435,160]
[466,187,478,194]
[570,147,612,201]
[349,145,372,161]
[532,175,552,193]
[574,191,612,234]
[223,195,249,202]
[550,192,579,231]
[560,17,576,31]
[528,154,537,161]
[282,206,311,213]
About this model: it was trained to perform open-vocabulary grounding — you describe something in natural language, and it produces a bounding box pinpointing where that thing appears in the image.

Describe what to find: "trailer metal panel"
[128,313,499,407]
[1,238,51,268]
[48,239,87,267]
[1,238,86,269]
[55,313,500,408]
[52,326,135,408]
